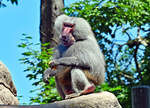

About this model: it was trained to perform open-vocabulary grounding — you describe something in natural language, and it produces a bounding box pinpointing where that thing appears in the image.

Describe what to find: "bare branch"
[137,27,148,46]
[133,44,143,81]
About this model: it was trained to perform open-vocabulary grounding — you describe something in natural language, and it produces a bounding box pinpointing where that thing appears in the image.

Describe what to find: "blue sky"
[0,0,78,104]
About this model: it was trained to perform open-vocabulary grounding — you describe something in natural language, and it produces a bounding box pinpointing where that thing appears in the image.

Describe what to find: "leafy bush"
[18,0,150,107]
[18,34,62,104]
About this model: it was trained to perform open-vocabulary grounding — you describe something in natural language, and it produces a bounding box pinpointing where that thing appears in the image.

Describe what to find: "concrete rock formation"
[0,92,121,108]
[0,61,19,105]
[53,91,122,108]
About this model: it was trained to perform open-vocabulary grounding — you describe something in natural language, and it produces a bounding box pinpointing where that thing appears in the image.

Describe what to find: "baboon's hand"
[49,60,59,69]
[43,68,51,83]
[43,68,57,83]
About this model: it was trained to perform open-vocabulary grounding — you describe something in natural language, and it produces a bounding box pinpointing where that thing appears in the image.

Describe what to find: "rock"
[0,85,19,105]
[0,91,121,108]
[0,61,19,105]
[53,91,122,108]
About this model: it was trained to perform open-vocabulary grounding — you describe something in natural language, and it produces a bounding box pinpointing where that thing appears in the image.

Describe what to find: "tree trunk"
[40,0,64,48]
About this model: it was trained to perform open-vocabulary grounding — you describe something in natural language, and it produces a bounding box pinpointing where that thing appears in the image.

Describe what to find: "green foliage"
[64,0,150,107]
[10,0,18,4]
[141,36,150,85]
[18,0,150,107]
[18,34,62,104]
[0,0,18,7]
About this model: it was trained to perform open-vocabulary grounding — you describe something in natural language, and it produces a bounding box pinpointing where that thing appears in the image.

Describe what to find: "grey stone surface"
[0,92,121,108]
[0,61,19,105]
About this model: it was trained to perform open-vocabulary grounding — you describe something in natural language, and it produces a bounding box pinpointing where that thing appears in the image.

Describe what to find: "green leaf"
[18,43,27,48]
[22,52,33,56]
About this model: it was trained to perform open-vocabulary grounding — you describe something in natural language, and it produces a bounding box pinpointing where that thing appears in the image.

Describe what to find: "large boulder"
[52,91,122,108]
[0,91,122,108]
[0,61,19,105]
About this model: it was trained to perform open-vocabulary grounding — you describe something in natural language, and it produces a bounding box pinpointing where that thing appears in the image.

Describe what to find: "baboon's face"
[60,22,75,46]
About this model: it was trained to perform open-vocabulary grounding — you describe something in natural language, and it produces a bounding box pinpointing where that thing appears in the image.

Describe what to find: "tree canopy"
[19,0,150,107]
[0,0,18,7]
